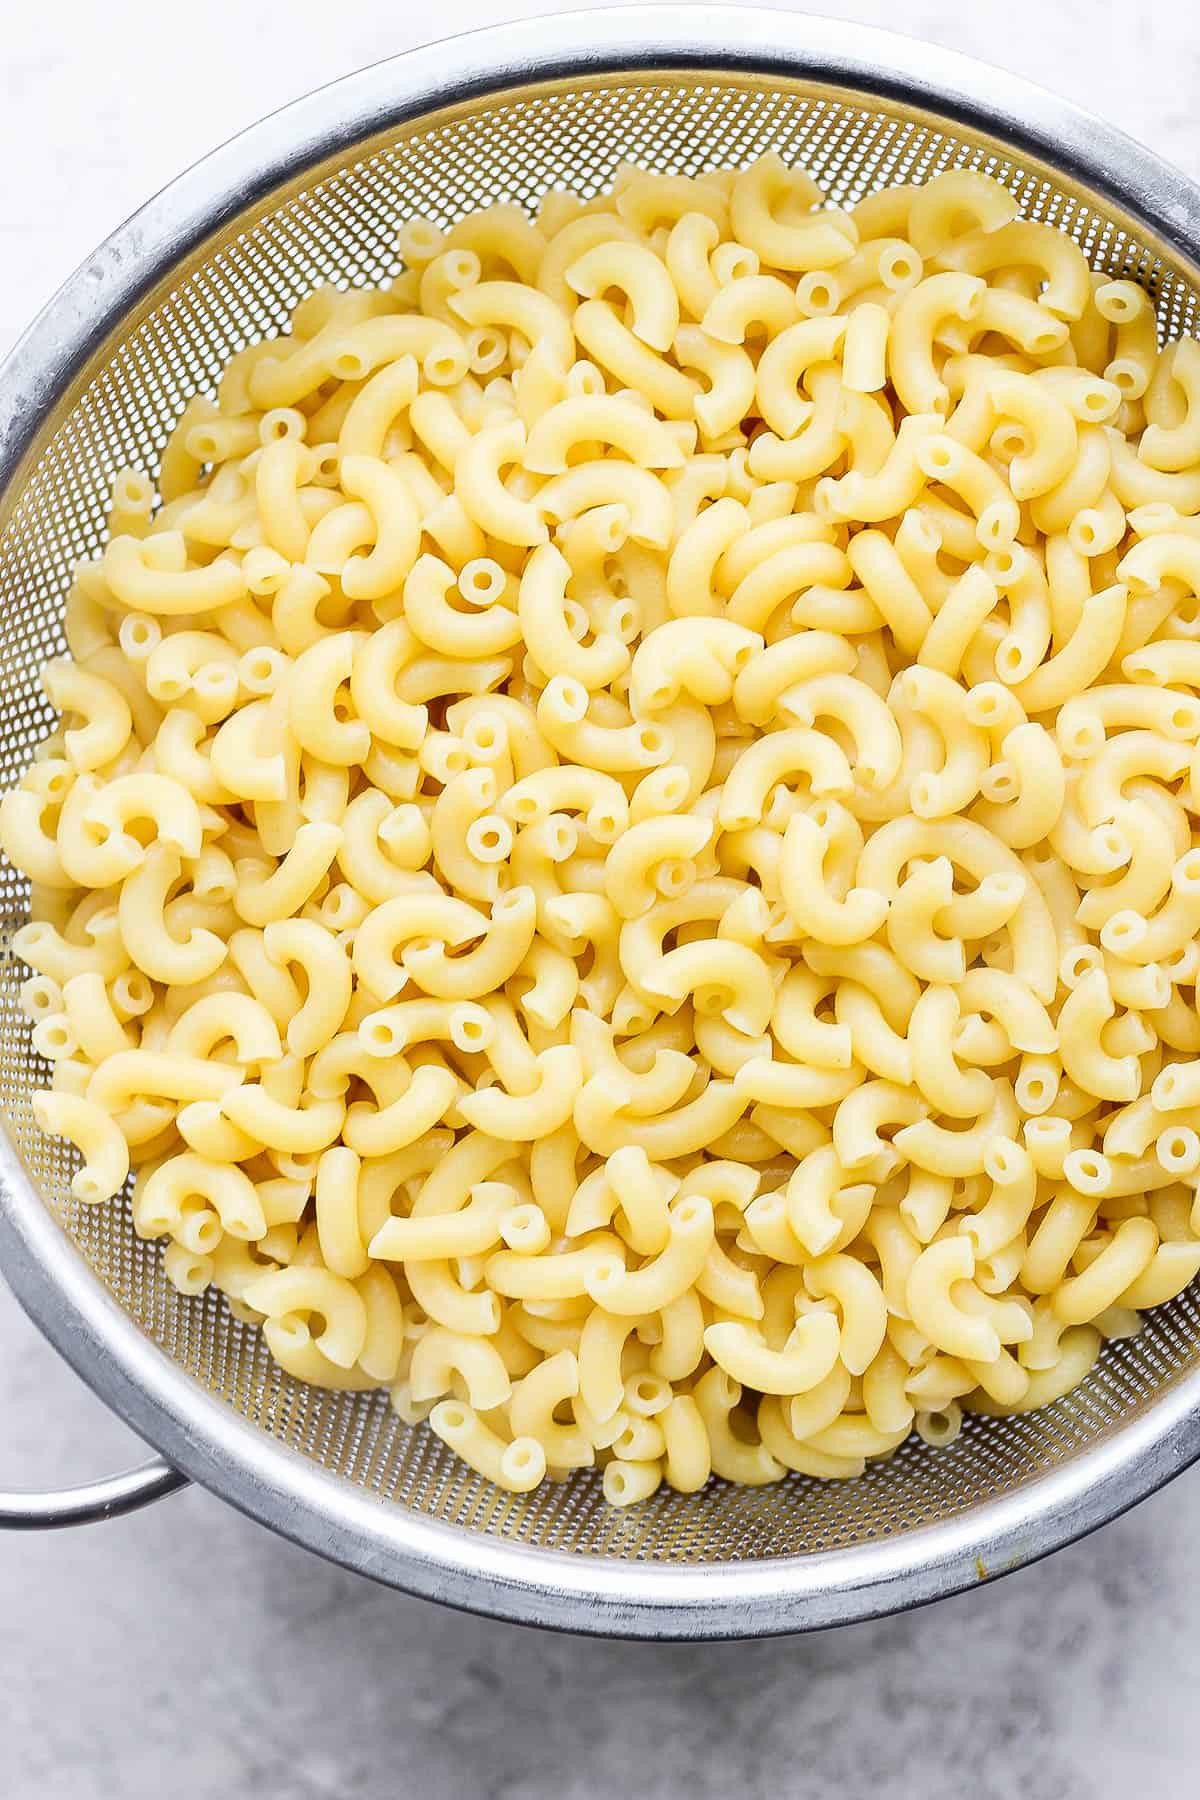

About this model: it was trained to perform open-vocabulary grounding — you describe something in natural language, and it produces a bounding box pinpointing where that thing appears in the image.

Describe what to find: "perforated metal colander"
[3,7,1200,1637]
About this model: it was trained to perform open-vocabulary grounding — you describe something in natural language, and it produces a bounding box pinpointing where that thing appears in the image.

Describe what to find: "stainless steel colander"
[3,7,1200,1638]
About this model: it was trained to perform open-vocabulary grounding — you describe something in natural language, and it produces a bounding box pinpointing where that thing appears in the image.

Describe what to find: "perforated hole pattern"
[2,72,1199,1566]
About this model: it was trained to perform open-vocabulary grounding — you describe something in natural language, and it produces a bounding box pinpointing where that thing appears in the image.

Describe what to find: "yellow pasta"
[11,152,1200,1507]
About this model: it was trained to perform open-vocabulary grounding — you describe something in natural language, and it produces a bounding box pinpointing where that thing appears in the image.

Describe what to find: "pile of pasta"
[9,153,1200,1508]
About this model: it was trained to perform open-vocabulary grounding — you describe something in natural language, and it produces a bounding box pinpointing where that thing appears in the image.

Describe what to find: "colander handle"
[0,1456,188,1529]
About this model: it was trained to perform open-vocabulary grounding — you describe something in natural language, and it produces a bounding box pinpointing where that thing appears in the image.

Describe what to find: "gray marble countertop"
[4,4,1200,1794]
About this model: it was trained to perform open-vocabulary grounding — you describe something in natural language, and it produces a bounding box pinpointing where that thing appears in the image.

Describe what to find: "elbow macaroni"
[12,153,1200,1506]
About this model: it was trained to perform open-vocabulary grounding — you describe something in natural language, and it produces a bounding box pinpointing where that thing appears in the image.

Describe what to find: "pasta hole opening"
[798,276,837,314]
[400,219,441,259]
[1065,1151,1110,1195]
[1062,720,1103,759]
[553,678,589,722]
[330,351,368,381]
[984,1142,1020,1182]
[115,471,153,502]
[1062,946,1102,983]
[116,973,152,1011]
[721,247,758,284]
[981,766,1017,801]
[467,330,507,375]
[1107,361,1142,395]
[72,1169,109,1203]
[922,1410,955,1444]
[991,424,1028,459]
[467,724,500,755]
[611,603,639,641]
[637,725,671,762]
[694,982,730,1015]
[978,506,1016,549]
[262,412,300,442]
[192,1215,222,1253]
[461,562,505,604]
[123,618,157,650]
[451,1012,489,1050]
[424,347,468,387]
[1100,290,1139,322]
[881,247,920,288]
[445,250,481,289]
[910,773,938,815]
[561,599,590,641]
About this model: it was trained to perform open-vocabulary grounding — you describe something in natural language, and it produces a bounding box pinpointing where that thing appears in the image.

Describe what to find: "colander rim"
[2,6,1200,1637]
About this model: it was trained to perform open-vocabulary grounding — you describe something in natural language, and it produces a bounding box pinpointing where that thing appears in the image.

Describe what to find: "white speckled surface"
[3,3,1200,1792]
